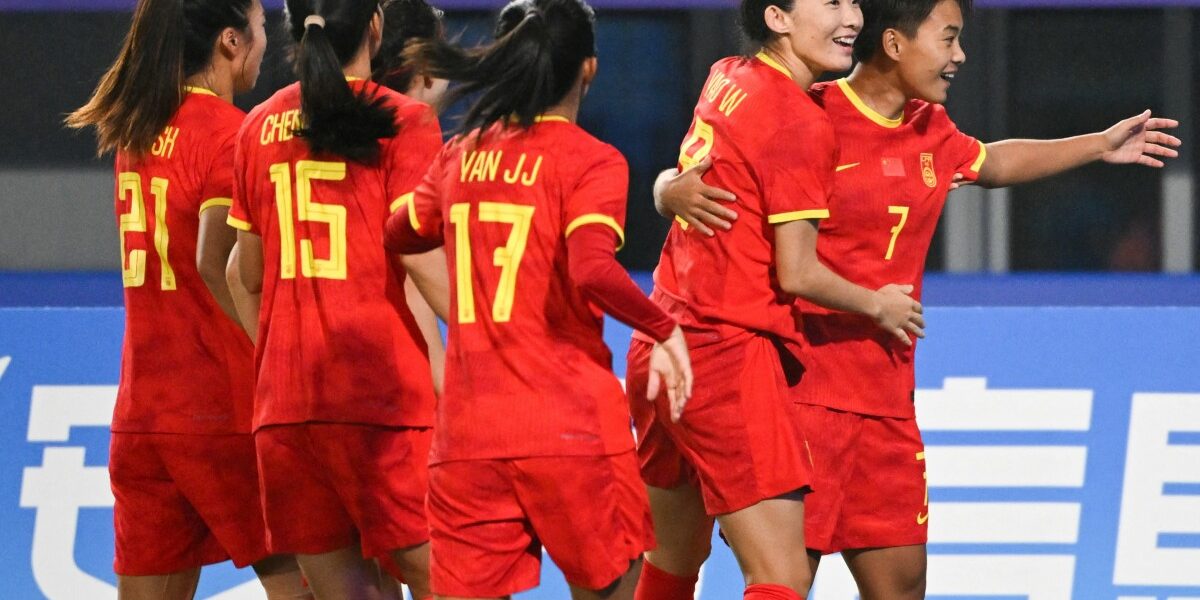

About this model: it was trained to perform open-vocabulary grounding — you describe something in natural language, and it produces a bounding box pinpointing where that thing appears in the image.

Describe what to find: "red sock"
[635,560,698,600]
[743,583,802,600]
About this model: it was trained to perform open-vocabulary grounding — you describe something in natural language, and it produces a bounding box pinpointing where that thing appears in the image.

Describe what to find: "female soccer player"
[372,0,450,107]
[656,0,1181,597]
[225,0,445,597]
[385,1,693,597]
[625,2,924,599]
[65,0,309,598]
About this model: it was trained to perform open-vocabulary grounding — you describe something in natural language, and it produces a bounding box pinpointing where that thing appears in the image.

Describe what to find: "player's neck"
[542,85,583,123]
[343,49,373,82]
[185,68,234,103]
[845,64,908,121]
[759,44,818,89]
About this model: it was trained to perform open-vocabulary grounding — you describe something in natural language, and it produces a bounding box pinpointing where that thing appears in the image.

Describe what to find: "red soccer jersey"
[647,54,836,357]
[112,89,255,435]
[228,80,440,429]
[792,79,986,418]
[386,117,636,464]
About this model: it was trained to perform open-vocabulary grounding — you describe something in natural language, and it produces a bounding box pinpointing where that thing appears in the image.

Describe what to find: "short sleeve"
[384,143,447,255]
[755,115,836,225]
[226,124,255,233]
[940,107,986,183]
[562,145,629,250]
[198,128,237,215]
[385,103,443,218]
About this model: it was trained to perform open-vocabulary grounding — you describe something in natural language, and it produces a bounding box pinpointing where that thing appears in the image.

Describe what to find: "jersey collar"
[754,51,792,79]
[837,78,903,129]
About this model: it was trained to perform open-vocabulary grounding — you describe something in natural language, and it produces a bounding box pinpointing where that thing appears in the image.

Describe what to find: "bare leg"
[645,484,714,576]
[117,568,201,600]
[387,542,432,600]
[253,554,313,599]
[296,545,384,600]
[842,545,927,600]
[569,558,642,600]
[715,493,811,595]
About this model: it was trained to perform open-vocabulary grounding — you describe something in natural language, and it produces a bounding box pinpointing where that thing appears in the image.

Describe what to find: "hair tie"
[304,14,326,29]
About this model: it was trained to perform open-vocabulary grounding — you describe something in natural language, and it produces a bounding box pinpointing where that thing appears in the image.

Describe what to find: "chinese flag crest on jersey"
[920,153,936,188]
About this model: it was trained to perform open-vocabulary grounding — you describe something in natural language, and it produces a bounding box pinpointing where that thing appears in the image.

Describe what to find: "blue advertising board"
[1,306,1197,598]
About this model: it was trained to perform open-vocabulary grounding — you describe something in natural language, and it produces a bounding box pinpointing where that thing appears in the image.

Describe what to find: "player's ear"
[882,28,904,61]
[763,4,792,36]
[581,57,598,87]
[217,26,242,60]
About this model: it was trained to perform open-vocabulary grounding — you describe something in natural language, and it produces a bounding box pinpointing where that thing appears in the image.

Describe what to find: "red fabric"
[229,81,440,429]
[645,55,837,358]
[744,583,803,600]
[567,224,675,342]
[110,432,269,575]
[427,452,653,597]
[254,423,432,558]
[626,332,810,516]
[635,560,698,600]
[387,119,640,464]
[111,92,254,434]
[792,80,986,418]
[799,404,928,554]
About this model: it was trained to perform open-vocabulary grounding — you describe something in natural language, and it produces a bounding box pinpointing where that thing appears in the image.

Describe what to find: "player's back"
[229,81,440,429]
[113,90,254,435]
[419,118,632,463]
[652,54,836,354]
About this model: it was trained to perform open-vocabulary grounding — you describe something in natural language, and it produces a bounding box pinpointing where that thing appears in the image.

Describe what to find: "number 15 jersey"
[228,80,441,430]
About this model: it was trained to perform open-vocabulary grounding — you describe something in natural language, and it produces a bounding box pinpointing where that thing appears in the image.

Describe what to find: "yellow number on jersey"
[886,205,910,261]
[677,116,714,171]
[117,172,176,290]
[269,161,348,280]
[448,202,536,324]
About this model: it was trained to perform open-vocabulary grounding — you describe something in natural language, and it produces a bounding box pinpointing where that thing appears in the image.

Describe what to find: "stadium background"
[1,0,1198,598]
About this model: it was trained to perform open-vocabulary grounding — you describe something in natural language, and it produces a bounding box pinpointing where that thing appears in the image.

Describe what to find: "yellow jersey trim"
[970,141,988,173]
[565,214,626,250]
[199,198,233,214]
[534,115,570,123]
[755,51,792,79]
[836,162,861,172]
[226,215,252,231]
[184,85,217,96]
[768,208,830,224]
[345,76,364,82]
[390,192,413,215]
[837,79,902,129]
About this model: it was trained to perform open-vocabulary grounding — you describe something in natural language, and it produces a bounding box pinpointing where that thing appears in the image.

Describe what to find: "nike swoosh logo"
[917,512,929,525]
[836,162,861,172]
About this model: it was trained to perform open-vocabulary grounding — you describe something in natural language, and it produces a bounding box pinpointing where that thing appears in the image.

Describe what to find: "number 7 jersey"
[387,118,636,464]
[228,80,441,430]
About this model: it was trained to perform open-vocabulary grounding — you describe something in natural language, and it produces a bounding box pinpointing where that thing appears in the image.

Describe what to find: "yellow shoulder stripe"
[390,192,413,215]
[970,140,987,173]
[199,198,232,215]
[226,215,252,231]
[566,213,625,250]
[768,209,830,224]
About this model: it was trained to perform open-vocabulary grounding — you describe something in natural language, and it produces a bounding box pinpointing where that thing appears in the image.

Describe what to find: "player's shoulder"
[905,98,956,130]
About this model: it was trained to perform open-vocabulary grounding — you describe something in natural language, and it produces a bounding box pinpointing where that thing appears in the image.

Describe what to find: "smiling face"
[768,0,863,77]
[892,0,965,104]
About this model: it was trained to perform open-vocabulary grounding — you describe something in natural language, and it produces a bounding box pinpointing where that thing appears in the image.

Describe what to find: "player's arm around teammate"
[226,1,445,598]
[67,0,309,598]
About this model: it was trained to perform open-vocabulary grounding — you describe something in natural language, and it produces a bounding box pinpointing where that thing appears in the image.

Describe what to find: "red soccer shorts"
[110,432,270,575]
[797,403,928,554]
[254,423,432,558]
[627,329,811,516]
[427,451,653,598]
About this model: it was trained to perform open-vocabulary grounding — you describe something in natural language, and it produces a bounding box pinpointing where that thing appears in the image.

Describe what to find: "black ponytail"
[404,0,595,134]
[371,0,445,92]
[287,0,398,163]
[67,0,253,157]
[739,0,795,45]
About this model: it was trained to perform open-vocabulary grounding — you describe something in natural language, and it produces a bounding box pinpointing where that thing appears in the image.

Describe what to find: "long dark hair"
[404,0,596,133]
[371,0,445,92]
[286,0,398,163]
[66,0,254,157]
